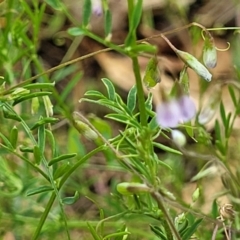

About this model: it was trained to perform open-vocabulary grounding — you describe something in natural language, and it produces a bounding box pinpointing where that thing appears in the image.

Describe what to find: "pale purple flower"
[156,99,181,128]
[92,0,103,16]
[178,95,196,121]
[156,95,196,129]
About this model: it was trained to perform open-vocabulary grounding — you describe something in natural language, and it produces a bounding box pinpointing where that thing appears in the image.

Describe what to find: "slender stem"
[211,223,219,240]
[222,221,231,240]
[32,193,56,240]
[96,211,128,233]
[132,57,147,126]
[1,48,111,95]
[152,191,181,240]
[59,146,105,187]
[2,22,239,96]
[32,146,105,238]
[207,27,240,31]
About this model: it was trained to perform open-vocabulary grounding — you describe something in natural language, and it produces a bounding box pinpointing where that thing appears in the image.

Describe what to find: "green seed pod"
[10,126,18,149]
[33,145,42,165]
[176,50,212,82]
[143,56,161,90]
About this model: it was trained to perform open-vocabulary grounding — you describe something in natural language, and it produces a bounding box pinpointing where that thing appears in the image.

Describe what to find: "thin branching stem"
[3,22,238,96]
[152,191,181,240]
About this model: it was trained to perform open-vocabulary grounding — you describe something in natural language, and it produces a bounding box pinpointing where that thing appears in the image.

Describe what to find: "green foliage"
[143,55,161,89]
[125,0,143,46]
[83,0,92,27]
[104,9,112,39]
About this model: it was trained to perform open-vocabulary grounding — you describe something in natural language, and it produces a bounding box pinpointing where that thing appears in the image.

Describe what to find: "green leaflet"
[143,56,161,89]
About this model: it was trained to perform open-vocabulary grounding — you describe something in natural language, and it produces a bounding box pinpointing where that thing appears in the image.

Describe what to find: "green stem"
[152,191,181,240]
[1,48,111,95]
[32,193,56,240]
[59,146,105,188]
[132,56,147,126]
[32,146,104,238]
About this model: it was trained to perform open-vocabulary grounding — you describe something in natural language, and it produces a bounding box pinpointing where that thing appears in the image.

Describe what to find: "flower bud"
[73,120,98,140]
[171,130,186,147]
[31,97,40,115]
[92,0,103,16]
[176,50,212,82]
[192,187,200,202]
[117,182,151,195]
[10,88,30,99]
[43,95,53,117]
[203,37,217,68]
[175,213,186,225]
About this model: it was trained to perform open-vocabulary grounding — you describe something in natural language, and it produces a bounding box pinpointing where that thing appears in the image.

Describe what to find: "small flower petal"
[156,100,181,128]
[178,95,196,122]
[92,0,103,16]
